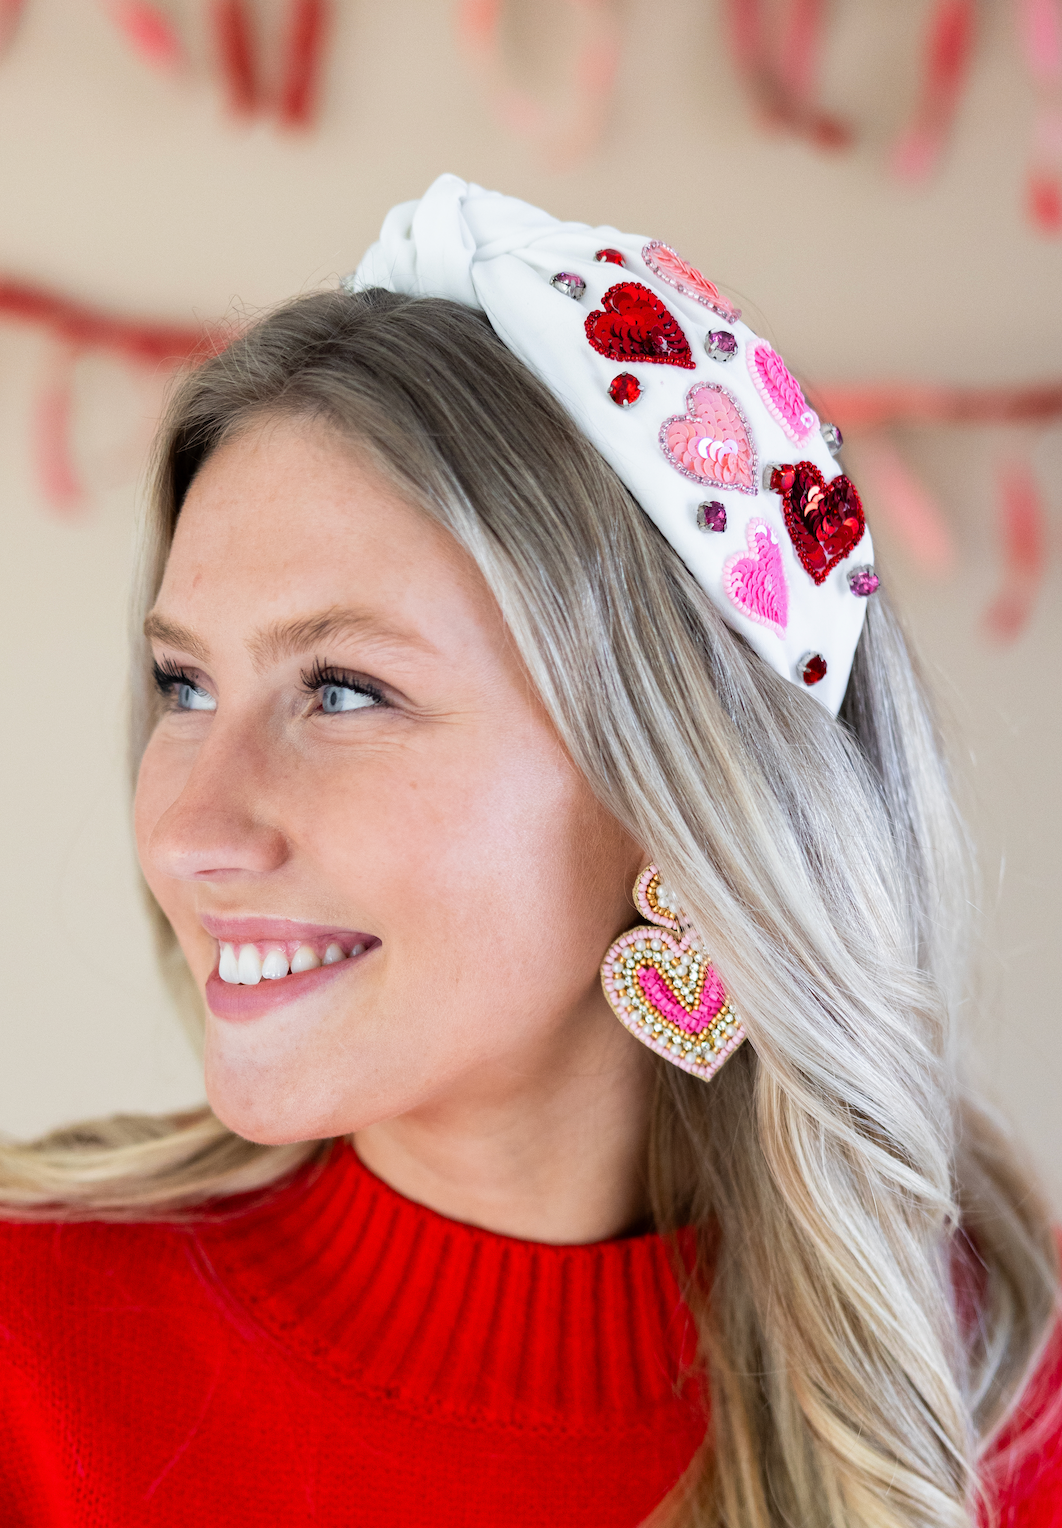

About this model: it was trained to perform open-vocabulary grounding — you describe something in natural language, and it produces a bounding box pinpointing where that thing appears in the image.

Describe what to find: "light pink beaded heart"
[601,866,745,1083]
[659,382,758,494]
[642,241,742,324]
[747,341,818,443]
[724,518,789,637]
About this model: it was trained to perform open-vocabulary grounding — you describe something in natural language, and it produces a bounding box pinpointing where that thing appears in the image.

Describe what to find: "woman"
[1,176,1058,1528]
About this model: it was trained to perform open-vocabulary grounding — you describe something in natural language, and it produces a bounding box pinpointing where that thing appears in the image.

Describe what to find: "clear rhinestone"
[820,421,843,456]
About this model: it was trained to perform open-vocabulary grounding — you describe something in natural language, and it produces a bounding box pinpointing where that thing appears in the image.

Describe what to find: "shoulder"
[0,1213,210,1370]
[0,1211,194,1297]
[0,1207,260,1415]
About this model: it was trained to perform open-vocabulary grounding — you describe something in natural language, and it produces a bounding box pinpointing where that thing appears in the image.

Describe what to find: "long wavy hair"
[1,288,1057,1527]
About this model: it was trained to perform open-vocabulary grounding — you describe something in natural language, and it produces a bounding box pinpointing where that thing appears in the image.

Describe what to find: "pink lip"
[206,959,368,1021]
[201,914,371,946]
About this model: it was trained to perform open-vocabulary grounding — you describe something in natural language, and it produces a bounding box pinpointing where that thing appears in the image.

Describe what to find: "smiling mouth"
[201,916,380,990]
[199,917,379,1015]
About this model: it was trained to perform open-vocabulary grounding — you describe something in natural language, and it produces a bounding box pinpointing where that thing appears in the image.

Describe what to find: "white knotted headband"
[350,173,877,716]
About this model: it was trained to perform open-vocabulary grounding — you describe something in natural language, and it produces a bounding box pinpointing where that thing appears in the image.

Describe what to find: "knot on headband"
[351,173,876,716]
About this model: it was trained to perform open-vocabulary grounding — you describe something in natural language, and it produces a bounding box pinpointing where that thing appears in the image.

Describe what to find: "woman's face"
[136,415,646,1146]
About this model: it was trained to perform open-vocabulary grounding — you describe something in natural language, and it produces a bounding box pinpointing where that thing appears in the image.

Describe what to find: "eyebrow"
[144,605,436,671]
[143,613,211,663]
[248,607,437,669]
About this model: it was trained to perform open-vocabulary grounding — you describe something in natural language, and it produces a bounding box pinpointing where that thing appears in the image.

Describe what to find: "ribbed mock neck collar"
[193,1141,702,1433]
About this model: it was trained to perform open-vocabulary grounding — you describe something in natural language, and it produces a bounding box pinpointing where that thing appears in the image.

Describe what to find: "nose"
[139,718,291,886]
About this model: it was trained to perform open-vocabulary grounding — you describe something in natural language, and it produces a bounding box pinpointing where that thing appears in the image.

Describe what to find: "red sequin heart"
[770,461,866,585]
[585,283,694,369]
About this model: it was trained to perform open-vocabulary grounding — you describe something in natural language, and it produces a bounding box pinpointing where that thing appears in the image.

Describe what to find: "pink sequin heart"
[642,241,742,324]
[724,518,789,637]
[748,341,818,443]
[659,383,758,494]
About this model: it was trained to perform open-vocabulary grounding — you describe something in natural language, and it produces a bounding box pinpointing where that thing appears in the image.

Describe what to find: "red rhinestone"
[799,652,828,686]
[609,372,640,407]
[595,247,625,265]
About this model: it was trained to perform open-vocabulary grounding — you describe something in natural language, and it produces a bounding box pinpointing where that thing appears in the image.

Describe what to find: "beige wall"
[1,1,1059,1203]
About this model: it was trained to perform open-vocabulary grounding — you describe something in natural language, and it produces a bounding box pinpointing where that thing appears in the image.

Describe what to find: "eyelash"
[152,660,386,710]
[300,661,386,709]
[153,659,202,699]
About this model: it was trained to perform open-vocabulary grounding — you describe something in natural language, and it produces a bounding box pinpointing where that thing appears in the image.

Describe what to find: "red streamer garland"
[279,0,329,128]
[0,0,25,53]
[0,277,214,365]
[0,277,219,511]
[212,0,259,115]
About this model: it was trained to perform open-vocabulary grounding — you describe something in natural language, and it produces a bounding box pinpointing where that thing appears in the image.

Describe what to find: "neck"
[354,997,655,1244]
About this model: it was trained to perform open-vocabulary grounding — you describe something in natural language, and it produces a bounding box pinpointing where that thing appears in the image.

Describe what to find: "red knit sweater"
[0,1141,1059,1526]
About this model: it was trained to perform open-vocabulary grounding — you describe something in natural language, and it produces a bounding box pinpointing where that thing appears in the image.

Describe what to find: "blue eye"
[303,662,385,714]
[177,682,216,712]
[153,662,216,712]
[321,684,377,713]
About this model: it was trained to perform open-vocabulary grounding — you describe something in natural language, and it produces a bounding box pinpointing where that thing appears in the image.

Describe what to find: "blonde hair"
[2,289,1057,1526]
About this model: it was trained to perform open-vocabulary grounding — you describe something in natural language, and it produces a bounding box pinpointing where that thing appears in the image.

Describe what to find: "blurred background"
[1,0,1059,1203]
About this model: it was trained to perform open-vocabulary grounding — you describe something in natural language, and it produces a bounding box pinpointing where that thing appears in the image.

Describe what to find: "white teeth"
[261,949,290,980]
[237,944,263,985]
[217,939,361,984]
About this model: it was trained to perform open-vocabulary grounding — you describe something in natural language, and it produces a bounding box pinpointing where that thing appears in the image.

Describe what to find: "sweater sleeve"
[984,1314,1062,1527]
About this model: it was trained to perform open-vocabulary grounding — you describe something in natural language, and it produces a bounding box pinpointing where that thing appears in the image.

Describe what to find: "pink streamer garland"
[1017,0,1062,232]
[983,459,1049,638]
[722,0,851,148]
[106,2,184,70]
[454,0,620,165]
[891,0,978,181]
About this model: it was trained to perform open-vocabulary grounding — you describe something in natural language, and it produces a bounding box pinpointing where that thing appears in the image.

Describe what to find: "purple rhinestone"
[705,330,737,361]
[847,566,880,597]
[550,271,586,300]
[697,500,727,532]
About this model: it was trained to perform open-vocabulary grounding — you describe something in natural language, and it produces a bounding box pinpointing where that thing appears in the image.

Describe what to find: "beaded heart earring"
[600,866,746,1081]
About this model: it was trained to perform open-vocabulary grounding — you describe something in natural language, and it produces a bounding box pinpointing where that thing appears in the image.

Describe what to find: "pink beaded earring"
[600,866,745,1082]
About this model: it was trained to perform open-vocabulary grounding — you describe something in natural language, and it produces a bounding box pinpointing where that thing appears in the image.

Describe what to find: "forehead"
[169,414,434,572]
[157,415,494,648]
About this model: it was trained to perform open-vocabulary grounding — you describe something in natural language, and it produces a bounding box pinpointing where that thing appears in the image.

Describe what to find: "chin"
[208,1095,321,1146]
[204,1056,346,1146]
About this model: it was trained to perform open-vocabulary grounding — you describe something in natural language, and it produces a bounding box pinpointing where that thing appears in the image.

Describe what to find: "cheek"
[313,729,631,1011]
[133,735,187,907]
